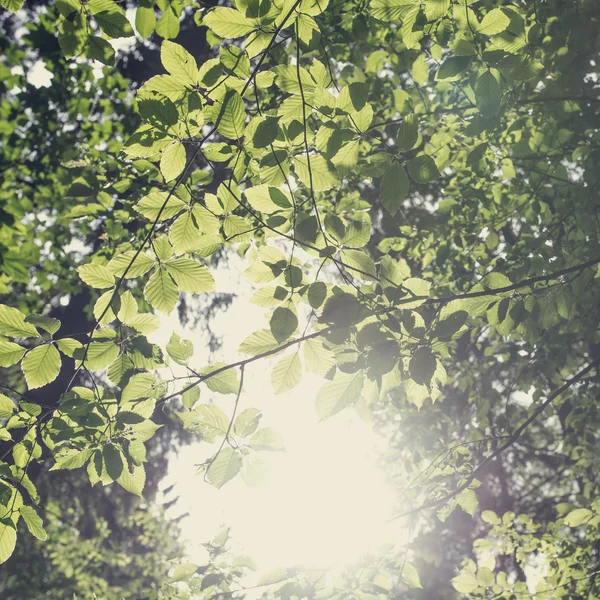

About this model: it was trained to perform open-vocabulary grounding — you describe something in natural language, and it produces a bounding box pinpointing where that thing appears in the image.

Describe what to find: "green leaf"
[436,56,472,81]
[19,505,47,541]
[206,447,242,488]
[0,394,16,418]
[200,363,240,394]
[117,464,146,497]
[51,448,93,471]
[409,346,436,386]
[340,249,377,281]
[24,318,58,340]
[87,36,116,66]
[270,307,298,343]
[0,521,17,565]
[271,353,302,394]
[22,345,61,390]
[451,573,479,594]
[182,385,200,409]
[252,116,279,148]
[161,40,198,87]
[215,89,246,139]
[380,163,409,216]
[136,192,186,221]
[155,6,180,39]
[0,305,41,338]
[239,329,281,355]
[406,155,440,183]
[0,341,25,367]
[127,313,161,335]
[294,154,339,191]
[435,311,468,340]
[165,258,216,293]
[203,7,255,38]
[564,508,593,527]
[0,0,24,12]
[477,567,495,587]
[178,404,229,441]
[122,372,157,402]
[160,141,187,181]
[95,10,134,38]
[411,54,429,85]
[475,71,501,118]
[78,264,116,289]
[402,563,422,589]
[245,185,292,214]
[136,1,156,38]
[477,8,510,35]
[307,281,327,308]
[166,332,194,364]
[103,444,123,481]
[108,251,155,278]
[424,0,449,20]
[170,562,199,582]
[456,488,478,516]
[370,0,413,21]
[234,408,262,437]
[144,267,180,313]
[248,427,285,451]
[397,114,418,152]
[316,371,364,419]
[304,338,335,376]
[77,340,119,370]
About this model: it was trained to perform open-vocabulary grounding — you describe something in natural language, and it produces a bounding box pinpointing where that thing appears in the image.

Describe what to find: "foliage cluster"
[1,0,600,597]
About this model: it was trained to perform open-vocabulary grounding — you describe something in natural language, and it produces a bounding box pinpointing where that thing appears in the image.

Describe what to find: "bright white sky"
[151,253,402,573]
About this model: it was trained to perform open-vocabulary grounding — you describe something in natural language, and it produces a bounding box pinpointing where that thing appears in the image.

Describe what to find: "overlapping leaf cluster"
[1,0,600,597]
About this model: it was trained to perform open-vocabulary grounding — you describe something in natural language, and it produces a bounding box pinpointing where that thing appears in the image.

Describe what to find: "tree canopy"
[1,0,600,597]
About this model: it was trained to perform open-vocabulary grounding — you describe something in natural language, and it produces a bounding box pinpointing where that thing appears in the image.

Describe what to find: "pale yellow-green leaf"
[165,258,216,294]
[144,267,179,313]
[239,329,281,355]
[22,344,61,390]
[234,408,262,437]
[0,522,17,565]
[214,89,246,139]
[294,154,339,191]
[178,404,229,442]
[160,141,187,182]
[248,427,285,451]
[80,341,120,370]
[0,341,25,367]
[303,338,335,376]
[0,394,16,418]
[77,264,115,289]
[19,505,47,541]
[411,54,429,85]
[117,464,146,497]
[271,352,302,394]
[451,573,479,594]
[107,251,155,278]
[160,40,198,87]
[200,363,240,394]
[564,507,593,527]
[203,7,255,38]
[135,192,186,221]
[206,447,242,488]
[0,305,39,338]
[316,371,364,419]
[170,212,201,254]
[339,249,377,281]
[477,8,510,35]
